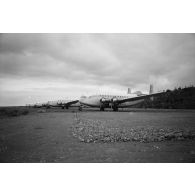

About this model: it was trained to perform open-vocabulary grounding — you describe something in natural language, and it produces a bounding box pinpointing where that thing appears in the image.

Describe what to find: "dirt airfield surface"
[0,107,195,162]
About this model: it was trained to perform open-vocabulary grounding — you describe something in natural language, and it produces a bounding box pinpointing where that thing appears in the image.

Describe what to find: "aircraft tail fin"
[149,84,154,95]
[127,88,131,94]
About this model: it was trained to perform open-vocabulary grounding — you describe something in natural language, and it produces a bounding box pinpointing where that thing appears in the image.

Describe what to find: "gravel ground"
[72,117,195,143]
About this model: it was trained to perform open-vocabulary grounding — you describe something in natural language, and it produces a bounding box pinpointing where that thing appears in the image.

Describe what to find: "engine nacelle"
[112,97,118,102]
[57,100,62,105]
[100,98,107,103]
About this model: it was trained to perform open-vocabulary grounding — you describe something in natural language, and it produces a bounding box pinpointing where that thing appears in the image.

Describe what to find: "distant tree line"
[133,86,195,109]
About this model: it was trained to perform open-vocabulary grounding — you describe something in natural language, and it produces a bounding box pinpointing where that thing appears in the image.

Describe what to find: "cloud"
[0,33,195,105]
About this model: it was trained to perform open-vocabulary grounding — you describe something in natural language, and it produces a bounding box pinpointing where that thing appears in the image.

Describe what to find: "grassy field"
[0,107,195,162]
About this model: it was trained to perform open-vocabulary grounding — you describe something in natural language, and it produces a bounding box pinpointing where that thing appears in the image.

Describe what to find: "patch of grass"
[8,109,20,117]
[34,126,44,130]
[0,136,7,153]
[21,110,29,115]
[37,109,46,113]
[0,108,29,117]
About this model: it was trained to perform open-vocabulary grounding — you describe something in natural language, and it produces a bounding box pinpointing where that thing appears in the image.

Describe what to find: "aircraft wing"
[117,92,165,104]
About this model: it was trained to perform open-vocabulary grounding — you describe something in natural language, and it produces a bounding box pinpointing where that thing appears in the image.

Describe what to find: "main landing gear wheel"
[100,106,105,111]
[113,106,118,111]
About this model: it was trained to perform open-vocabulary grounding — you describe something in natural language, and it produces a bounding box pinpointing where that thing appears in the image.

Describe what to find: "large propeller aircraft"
[79,91,164,111]
[56,100,79,109]
[31,85,164,111]
[41,100,79,109]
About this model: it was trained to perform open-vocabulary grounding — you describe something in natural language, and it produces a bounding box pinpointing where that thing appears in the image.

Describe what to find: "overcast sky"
[0,33,195,106]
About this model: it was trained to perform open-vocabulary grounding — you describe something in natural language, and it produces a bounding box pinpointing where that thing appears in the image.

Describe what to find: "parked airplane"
[56,99,79,109]
[33,103,44,108]
[43,100,79,109]
[31,85,164,112]
[79,85,164,111]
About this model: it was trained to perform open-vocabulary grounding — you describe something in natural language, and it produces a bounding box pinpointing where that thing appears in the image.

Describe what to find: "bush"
[132,86,195,109]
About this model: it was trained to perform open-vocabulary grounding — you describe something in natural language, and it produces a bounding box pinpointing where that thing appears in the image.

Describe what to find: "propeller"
[112,97,118,103]
[99,98,108,111]
[100,98,106,103]
[110,97,119,111]
[57,100,62,106]
[99,97,119,111]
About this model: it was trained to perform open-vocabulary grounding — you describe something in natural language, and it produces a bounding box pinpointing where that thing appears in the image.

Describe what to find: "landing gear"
[100,106,105,111]
[113,106,118,112]
[62,105,69,109]
[79,106,83,111]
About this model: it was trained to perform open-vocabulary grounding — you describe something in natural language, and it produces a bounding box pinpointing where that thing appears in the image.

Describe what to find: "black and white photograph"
[0,33,195,163]
[1,1,195,194]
